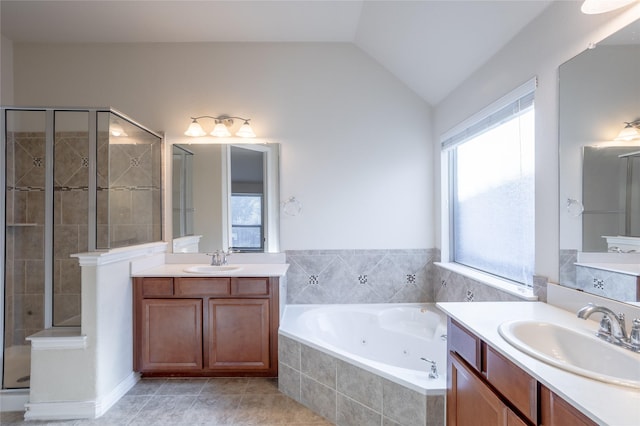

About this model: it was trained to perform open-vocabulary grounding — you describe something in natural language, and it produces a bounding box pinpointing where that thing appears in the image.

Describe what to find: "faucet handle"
[597,315,613,337]
[617,312,626,333]
[630,319,640,346]
[208,250,221,266]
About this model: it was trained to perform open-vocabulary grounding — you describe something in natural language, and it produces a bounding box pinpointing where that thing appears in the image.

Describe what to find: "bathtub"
[279,303,447,394]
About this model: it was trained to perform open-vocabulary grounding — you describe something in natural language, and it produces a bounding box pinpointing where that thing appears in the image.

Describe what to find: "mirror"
[171,142,280,254]
[559,18,640,303]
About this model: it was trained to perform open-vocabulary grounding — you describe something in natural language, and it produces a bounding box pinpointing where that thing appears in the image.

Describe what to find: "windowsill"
[434,262,537,301]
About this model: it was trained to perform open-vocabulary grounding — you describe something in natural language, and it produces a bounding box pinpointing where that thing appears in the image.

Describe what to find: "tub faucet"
[577,303,639,352]
[420,358,439,379]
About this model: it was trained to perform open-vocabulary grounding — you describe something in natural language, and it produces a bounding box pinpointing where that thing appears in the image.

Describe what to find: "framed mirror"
[170,142,280,254]
[558,18,640,303]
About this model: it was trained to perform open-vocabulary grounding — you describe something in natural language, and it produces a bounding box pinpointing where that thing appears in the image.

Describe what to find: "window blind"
[441,77,537,151]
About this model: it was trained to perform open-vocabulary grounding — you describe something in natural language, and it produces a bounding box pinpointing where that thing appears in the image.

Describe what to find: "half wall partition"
[1,107,162,390]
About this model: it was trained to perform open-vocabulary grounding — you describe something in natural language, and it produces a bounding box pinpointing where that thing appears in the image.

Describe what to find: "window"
[230,193,264,251]
[442,79,535,287]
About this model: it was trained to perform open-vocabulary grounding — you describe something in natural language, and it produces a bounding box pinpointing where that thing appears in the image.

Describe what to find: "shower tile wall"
[97,134,162,249]
[54,131,89,326]
[5,131,45,345]
[5,131,86,344]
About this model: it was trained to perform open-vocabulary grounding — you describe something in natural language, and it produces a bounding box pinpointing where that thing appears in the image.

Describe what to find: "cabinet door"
[540,385,597,426]
[448,352,522,426]
[207,298,270,370]
[139,299,203,371]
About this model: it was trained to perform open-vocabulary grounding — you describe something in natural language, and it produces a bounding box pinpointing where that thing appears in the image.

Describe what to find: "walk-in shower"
[1,107,162,390]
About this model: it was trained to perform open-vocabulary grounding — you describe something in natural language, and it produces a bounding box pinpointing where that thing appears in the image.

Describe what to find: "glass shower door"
[3,109,47,389]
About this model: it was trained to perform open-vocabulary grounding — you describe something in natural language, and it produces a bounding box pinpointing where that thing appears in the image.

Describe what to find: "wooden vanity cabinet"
[133,276,279,377]
[447,318,596,426]
[449,351,528,426]
[539,385,597,426]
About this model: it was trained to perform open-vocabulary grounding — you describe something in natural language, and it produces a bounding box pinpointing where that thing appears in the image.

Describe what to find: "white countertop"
[436,301,640,426]
[132,263,289,277]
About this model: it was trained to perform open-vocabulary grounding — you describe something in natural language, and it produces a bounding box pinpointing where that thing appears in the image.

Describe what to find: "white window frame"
[230,192,265,252]
[437,78,538,300]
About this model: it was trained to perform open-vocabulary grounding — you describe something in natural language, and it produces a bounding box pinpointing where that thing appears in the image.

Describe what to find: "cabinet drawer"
[141,277,174,296]
[232,278,269,296]
[448,318,481,371]
[175,278,230,296]
[483,345,537,424]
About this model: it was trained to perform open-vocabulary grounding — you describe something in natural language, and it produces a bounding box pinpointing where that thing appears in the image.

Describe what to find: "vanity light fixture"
[581,0,637,14]
[614,120,640,141]
[184,115,256,138]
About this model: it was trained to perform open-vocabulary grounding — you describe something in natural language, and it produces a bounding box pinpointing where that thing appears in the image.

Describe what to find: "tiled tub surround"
[574,264,640,301]
[435,266,531,303]
[560,250,640,301]
[285,249,439,304]
[278,303,446,426]
[559,249,578,289]
[285,249,541,305]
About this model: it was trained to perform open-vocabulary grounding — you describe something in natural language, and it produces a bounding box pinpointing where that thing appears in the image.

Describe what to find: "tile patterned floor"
[1,378,333,425]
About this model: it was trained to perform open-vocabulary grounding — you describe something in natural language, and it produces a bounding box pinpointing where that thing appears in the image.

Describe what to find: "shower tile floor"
[1,377,333,425]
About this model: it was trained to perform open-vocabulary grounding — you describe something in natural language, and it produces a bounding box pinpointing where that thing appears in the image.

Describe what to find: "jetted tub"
[279,303,447,394]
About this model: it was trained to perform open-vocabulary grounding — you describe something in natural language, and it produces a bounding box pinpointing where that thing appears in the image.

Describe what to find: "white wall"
[434,1,640,283]
[11,42,433,250]
[1,35,14,104]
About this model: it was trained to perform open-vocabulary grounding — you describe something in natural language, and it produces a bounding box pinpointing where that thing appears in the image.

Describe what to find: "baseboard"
[24,400,96,420]
[95,371,140,417]
[0,389,29,412]
[24,371,140,420]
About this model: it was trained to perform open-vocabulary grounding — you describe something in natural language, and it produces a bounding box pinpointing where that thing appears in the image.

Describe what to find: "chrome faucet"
[577,303,639,352]
[209,249,232,266]
[420,358,439,379]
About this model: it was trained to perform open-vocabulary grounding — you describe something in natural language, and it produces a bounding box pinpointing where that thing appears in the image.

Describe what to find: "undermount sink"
[183,265,242,274]
[498,320,640,389]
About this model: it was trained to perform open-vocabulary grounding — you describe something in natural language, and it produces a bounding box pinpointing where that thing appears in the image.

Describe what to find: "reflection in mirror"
[582,146,640,252]
[171,143,280,254]
[172,145,195,240]
[230,146,264,252]
[559,18,640,304]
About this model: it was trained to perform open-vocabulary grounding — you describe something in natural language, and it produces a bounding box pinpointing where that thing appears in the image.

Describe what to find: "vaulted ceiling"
[0,1,553,106]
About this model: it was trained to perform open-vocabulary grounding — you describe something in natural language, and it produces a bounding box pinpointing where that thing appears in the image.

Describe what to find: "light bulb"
[614,123,640,141]
[211,122,232,137]
[184,119,206,137]
[236,121,256,138]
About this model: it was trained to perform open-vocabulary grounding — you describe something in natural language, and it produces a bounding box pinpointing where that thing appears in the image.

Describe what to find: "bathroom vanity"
[438,301,639,426]
[132,263,288,377]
